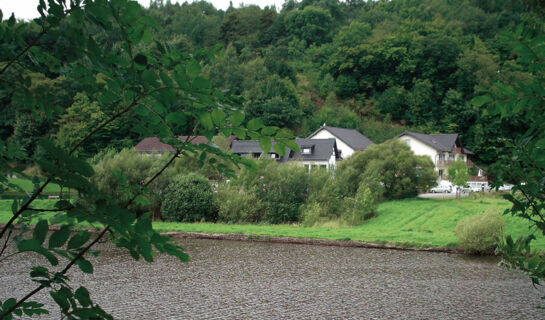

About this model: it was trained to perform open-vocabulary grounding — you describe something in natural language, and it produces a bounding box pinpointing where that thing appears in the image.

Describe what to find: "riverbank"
[2,196,544,251]
[158,196,545,250]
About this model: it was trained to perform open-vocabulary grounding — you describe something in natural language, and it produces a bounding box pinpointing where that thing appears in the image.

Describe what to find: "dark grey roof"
[231,139,338,161]
[289,138,338,161]
[398,132,459,152]
[231,140,276,154]
[308,126,373,151]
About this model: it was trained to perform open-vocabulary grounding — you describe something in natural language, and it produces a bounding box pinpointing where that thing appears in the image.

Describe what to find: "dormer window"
[302,147,312,154]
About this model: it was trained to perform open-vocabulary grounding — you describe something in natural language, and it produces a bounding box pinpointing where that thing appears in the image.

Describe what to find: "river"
[1,238,543,319]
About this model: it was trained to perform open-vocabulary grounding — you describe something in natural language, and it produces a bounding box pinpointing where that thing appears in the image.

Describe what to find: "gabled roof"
[289,138,338,161]
[231,140,276,154]
[308,126,373,151]
[134,137,176,152]
[231,138,338,161]
[398,131,465,153]
[135,136,236,152]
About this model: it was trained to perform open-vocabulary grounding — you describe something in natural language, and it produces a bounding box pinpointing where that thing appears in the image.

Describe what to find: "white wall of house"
[398,135,438,167]
[311,129,355,158]
[296,160,330,172]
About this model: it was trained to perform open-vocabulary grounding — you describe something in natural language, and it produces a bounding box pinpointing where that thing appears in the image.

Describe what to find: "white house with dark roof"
[397,131,486,185]
[231,138,340,170]
[307,125,374,159]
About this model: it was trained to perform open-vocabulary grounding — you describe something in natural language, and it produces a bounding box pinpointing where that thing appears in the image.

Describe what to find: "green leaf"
[48,225,71,249]
[259,137,272,154]
[159,72,173,87]
[11,199,18,214]
[273,144,285,156]
[211,109,226,126]
[282,140,300,153]
[471,95,493,107]
[142,70,160,88]
[74,287,91,307]
[247,118,264,131]
[76,257,93,274]
[230,111,245,127]
[165,111,187,125]
[199,112,214,130]
[33,220,48,245]
[186,59,201,78]
[134,53,147,66]
[30,266,49,279]
[192,76,211,89]
[67,232,91,250]
[261,126,278,136]
[50,291,70,310]
[17,239,41,252]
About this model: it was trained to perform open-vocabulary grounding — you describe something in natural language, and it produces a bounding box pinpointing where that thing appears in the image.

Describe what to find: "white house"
[307,125,374,159]
[231,138,340,171]
[397,131,487,186]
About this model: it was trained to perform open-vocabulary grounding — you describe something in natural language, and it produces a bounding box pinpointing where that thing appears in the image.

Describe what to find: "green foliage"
[244,75,302,129]
[341,186,380,226]
[89,149,175,219]
[284,6,333,46]
[448,160,471,199]
[339,140,437,199]
[455,210,505,254]
[474,14,545,295]
[215,183,265,223]
[161,174,218,222]
[236,160,309,224]
[0,0,293,318]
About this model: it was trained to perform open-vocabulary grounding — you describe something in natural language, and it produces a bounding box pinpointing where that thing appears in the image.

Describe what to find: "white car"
[430,185,452,193]
[499,184,514,191]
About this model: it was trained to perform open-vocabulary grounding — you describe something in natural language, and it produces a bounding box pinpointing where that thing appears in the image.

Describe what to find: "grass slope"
[154,197,545,250]
[1,197,543,250]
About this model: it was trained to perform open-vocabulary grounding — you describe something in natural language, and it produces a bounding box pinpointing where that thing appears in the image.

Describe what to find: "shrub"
[236,160,309,224]
[89,149,176,219]
[215,183,265,223]
[341,185,380,226]
[161,173,218,222]
[455,210,505,254]
[338,140,437,199]
[301,202,326,227]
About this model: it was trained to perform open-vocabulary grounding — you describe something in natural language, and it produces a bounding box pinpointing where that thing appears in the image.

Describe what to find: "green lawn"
[153,196,545,250]
[1,196,543,250]
[7,177,62,193]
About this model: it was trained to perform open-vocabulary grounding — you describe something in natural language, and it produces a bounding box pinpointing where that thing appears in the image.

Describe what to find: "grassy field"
[1,196,543,250]
[154,196,545,250]
[7,177,62,192]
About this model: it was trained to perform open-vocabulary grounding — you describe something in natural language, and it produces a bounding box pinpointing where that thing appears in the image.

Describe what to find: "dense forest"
[0,0,538,167]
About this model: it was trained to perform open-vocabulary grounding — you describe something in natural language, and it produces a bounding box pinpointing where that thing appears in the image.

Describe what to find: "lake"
[1,238,543,319]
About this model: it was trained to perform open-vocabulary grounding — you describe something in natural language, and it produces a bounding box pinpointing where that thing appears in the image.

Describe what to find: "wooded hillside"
[1,0,538,166]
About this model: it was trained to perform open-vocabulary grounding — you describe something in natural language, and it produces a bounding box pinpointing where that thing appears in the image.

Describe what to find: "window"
[438,169,444,178]
[404,139,411,146]
[438,154,446,160]
[449,154,455,160]
[302,148,312,154]
[270,153,278,159]
[459,155,465,161]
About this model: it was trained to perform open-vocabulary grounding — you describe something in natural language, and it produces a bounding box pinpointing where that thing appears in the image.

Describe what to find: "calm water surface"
[1,238,543,319]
